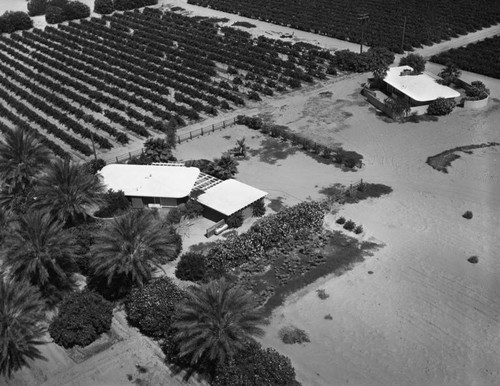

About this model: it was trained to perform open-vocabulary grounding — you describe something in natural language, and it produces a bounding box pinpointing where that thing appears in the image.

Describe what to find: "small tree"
[94,0,114,14]
[385,97,411,121]
[399,53,426,74]
[49,291,113,348]
[427,98,456,115]
[251,199,266,217]
[226,212,244,228]
[0,11,33,33]
[45,5,65,24]
[62,1,90,20]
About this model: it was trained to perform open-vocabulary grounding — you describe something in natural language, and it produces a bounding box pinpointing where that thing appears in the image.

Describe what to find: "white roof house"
[384,65,460,103]
[99,164,200,198]
[197,179,267,217]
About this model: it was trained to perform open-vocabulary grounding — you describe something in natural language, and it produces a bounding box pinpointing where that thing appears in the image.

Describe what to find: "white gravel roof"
[384,65,460,102]
[197,179,267,216]
[99,164,200,198]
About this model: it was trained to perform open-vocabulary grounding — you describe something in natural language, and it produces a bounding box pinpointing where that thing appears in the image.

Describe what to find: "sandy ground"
[2,2,500,386]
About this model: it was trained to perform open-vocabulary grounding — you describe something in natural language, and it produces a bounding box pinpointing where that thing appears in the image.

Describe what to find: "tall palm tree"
[33,159,105,225]
[0,278,47,378]
[172,279,265,368]
[0,127,50,193]
[91,210,179,294]
[2,211,77,303]
[208,155,239,180]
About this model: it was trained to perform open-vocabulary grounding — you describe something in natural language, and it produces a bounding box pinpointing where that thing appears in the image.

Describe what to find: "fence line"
[103,117,238,164]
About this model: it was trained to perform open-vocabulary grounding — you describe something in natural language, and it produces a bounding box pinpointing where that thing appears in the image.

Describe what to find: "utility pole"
[358,13,369,54]
[401,16,407,53]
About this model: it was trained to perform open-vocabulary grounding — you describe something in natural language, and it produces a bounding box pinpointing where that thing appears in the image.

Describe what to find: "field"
[188,0,500,52]
[0,6,336,160]
[431,34,500,79]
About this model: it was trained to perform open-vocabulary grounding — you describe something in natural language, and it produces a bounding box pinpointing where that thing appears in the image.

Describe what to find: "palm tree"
[172,279,265,368]
[0,278,47,378]
[208,155,239,180]
[2,211,77,303]
[91,210,179,295]
[33,159,105,225]
[0,127,50,193]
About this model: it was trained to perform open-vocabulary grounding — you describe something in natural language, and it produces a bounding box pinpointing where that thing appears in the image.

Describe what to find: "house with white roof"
[98,163,267,222]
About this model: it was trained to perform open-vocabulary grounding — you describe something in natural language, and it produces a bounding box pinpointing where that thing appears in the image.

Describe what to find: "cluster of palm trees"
[0,127,269,381]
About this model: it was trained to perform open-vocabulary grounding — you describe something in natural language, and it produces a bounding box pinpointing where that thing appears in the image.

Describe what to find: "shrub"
[354,225,363,234]
[465,81,490,100]
[94,0,114,14]
[175,252,206,282]
[251,199,266,217]
[316,289,329,299]
[49,291,113,348]
[226,211,244,228]
[399,53,426,73]
[248,91,262,101]
[125,277,186,339]
[183,199,203,219]
[0,11,33,33]
[463,210,473,219]
[343,220,356,231]
[467,256,478,264]
[427,98,456,115]
[336,216,346,224]
[28,0,48,16]
[212,341,301,386]
[334,149,363,168]
[94,189,130,218]
[279,326,310,344]
[324,314,333,320]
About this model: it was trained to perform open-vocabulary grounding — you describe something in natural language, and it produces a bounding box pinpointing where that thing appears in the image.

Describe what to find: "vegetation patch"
[279,326,310,344]
[468,256,479,264]
[320,181,393,203]
[462,210,473,219]
[426,142,500,173]
[232,21,256,28]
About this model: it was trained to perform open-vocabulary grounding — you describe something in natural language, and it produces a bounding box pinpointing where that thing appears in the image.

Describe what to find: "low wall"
[362,88,395,118]
[463,96,489,109]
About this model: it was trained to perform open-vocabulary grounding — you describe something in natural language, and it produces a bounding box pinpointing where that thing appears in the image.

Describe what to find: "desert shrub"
[85,158,106,174]
[28,0,48,16]
[212,341,301,386]
[279,326,310,344]
[94,0,114,14]
[125,277,186,339]
[467,256,478,264]
[316,289,329,300]
[175,252,206,282]
[462,210,473,219]
[399,53,426,73]
[354,225,363,234]
[94,189,130,218]
[226,211,244,229]
[0,11,33,33]
[49,291,113,348]
[427,98,456,116]
[336,216,346,224]
[334,149,363,168]
[343,220,356,231]
[251,199,266,217]
[165,207,182,224]
[324,314,333,320]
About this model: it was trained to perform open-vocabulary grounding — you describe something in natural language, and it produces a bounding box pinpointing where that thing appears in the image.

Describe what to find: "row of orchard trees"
[0,127,300,385]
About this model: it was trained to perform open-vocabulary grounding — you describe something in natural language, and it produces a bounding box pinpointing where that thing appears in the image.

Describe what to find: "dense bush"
[94,0,114,14]
[68,221,103,276]
[334,149,364,169]
[279,326,310,344]
[28,0,48,16]
[336,216,346,224]
[226,211,244,228]
[343,220,356,231]
[165,207,182,224]
[354,225,363,234]
[465,81,490,100]
[463,210,473,219]
[427,97,456,116]
[125,277,186,339]
[63,1,90,21]
[94,189,130,218]
[212,341,301,386]
[85,158,106,174]
[45,5,65,24]
[0,11,33,34]
[49,291,113,348]
[183,199,204,219]
[205,201,326,276]
[251,199,266,217]
[175,252,206,282]
[399,53,426,73]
